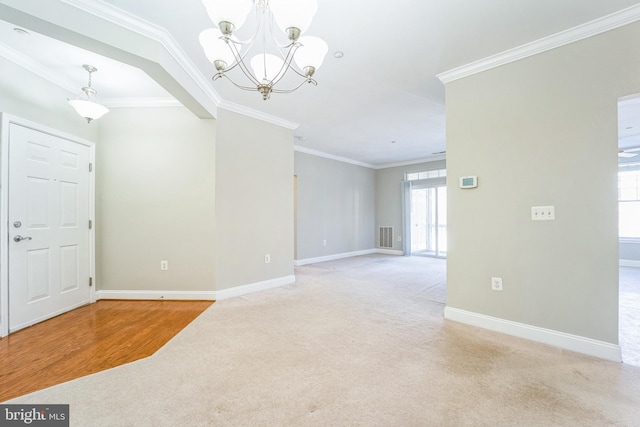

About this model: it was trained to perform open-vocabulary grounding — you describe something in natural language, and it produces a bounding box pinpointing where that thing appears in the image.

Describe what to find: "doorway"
[1,115,96,337]
[617,95,640,366]
[410,185,447,258]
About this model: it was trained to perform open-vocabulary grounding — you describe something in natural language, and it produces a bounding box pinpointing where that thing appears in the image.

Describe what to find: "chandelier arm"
[266,49,298,87]
[203,0,325,100]
[233,52,264,87]
[271,78,318,94]
[283,46,314,80]
[217,73,260,92]
[220,38,261,86]
[266,10,297,49]
[231,4,265,46]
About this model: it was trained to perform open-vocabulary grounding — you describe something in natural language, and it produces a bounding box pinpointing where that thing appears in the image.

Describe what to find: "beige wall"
[215,109,294,290]
[294,151,375,260]
[445,22,640,344]
[96,107,216,291]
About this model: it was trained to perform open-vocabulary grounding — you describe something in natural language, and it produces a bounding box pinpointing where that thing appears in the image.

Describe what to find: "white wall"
[294,151,375,261]
[96,107,216,292]
[215,109,294,290]
[445,21,640,345]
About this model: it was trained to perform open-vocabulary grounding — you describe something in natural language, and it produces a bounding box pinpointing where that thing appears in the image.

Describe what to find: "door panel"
[9,124,90,332]
[27,249,50,302]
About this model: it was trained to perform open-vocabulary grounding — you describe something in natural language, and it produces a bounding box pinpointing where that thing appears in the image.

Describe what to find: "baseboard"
[96,275,296,301]
[214,275,296,300]
[96,290,217,301]
[620,259,640,268]
[444,306,622,363]
[375,249,404,256]
[295,249,402,266]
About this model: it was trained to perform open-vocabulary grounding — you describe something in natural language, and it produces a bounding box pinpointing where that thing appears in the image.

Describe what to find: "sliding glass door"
[410,185,447,257]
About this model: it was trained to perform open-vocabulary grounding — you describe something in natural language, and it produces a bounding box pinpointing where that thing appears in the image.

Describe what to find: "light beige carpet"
[7,255,640,426]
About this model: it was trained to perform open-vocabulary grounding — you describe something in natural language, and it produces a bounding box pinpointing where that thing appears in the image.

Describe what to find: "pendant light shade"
[269,0,318,35]
[294,36,328,73]
[67,64,109,123]
[68,98,109,123]
[199,28,239,70]
[202,0,252,30]
[250,54,285,82]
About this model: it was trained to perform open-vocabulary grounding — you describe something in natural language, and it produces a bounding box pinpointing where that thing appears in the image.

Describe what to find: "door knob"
[13,235,32,242]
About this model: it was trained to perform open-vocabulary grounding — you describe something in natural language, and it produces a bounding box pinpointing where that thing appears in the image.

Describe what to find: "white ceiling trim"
[61,0,221,106]
[294,145,375,169]
[103,97,183,108]
[0,41,76,94]
[438,3,640,84]
[293,146,447,170]
[219,101,298,130]
[374,155,447,170]
[60,0,297,129]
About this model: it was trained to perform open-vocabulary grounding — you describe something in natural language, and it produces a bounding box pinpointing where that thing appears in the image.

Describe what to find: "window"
[619,167,640,239]
[406,169,446,181]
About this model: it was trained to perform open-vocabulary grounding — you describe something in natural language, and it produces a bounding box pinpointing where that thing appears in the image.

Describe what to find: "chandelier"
[199,0,328,100]
[67,64,109,123]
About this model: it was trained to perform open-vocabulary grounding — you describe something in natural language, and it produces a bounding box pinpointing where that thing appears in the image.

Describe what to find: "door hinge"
[89,277,93,287]
[89,220,93,229]
[89,163,93,172]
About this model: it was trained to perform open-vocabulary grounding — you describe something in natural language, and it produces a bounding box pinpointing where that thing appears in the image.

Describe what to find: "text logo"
[0,405,69,427]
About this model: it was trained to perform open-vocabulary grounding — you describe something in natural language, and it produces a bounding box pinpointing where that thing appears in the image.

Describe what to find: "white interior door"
[8,123,91,332]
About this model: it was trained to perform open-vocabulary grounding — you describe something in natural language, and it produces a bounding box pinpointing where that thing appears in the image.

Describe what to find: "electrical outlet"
[322,240,327,246]
[264,254,271,264]
[160,260,169,271]
[491,277,503,291]
[397,236,402,241]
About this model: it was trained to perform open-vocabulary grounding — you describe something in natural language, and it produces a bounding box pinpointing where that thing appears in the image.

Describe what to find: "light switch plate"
[531,206,555,221]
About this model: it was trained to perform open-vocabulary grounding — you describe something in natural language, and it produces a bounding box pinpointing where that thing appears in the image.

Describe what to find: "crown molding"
[438,3,640,84]
[294,145,375,169]
[0,42,77,94]
[57,0,302,129]
[374,154,447,170]
[60,0,222,107]
[0,39,185,109]
[219,101,299,130]
[293,146,447,169]
[102,97,183,108]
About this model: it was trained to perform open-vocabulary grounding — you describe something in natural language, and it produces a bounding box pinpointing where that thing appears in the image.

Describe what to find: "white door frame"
[0,114,96,337]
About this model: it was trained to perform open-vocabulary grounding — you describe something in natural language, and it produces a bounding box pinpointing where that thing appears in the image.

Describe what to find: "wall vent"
[378,226,394,248]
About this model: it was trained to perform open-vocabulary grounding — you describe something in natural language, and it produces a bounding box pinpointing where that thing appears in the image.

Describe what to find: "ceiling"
[2,0,640,167]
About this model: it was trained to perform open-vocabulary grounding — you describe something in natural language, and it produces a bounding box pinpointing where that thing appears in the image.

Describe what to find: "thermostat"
[459,176,478,189]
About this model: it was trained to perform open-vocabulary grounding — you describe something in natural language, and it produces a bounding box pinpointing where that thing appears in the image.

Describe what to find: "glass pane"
[620,201,640,238]
[619,170,640,201]
[427,188,437,253]
[437,186,447,256]
[410,189,428,252]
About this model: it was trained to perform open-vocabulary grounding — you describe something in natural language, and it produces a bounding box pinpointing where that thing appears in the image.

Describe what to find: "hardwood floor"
[0,300,213,402]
